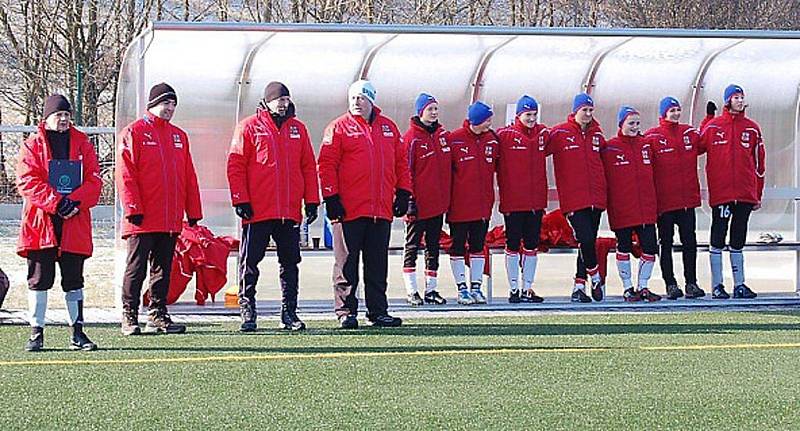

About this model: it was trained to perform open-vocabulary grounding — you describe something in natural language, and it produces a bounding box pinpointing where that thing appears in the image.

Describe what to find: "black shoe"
[520,289,544,303]
[371,314,403,327]
[571,289,592,303]
[121,307,141,336]
[665,284,684,300]
[623,288,641,302]
[423,290,447,305]
[279,302,306,331]
[508,290,521,304]
[25,327,44,352]
[733,284,757,299]
[639,288,662,302]
[70,325,97,351]
[407,292,424,307]
[144,308,187,334]
[591,279,605,302]
[339,314,358,329]
[712,284,730,299]
[684,283,706,299]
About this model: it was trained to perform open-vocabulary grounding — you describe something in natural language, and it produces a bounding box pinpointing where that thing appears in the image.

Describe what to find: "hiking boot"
[520,289,544,303]
[639,288,662,302]
[370,314,403,328]
[25,327,44,352]
[591,279,606,302]
[571,288,592,303]
[407,292,424,307]
[339,314,358,329]
[665,284,684,300]
[279,302,306,331]
[684,283,706,299]
[733,284,757,299]
[623,288,641,302]
[144,308,186,334]
[239,301,257,332]
[70,325,97,351]
[121,307,141,336]
[424,290,447,305]
[457,288,475,305]
[470,286,487,304]
[508,290,521,304]
[712,284,730,299]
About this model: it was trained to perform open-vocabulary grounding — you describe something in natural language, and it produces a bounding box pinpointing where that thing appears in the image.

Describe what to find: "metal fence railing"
[0,126,115,205]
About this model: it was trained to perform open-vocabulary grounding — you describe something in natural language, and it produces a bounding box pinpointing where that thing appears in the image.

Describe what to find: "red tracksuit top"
[698,108,766,207]
[496,118,549,213]
[446,120,498,223]
[547,114,607,214]
[317,107,412,222]
[644,118,702,215]
[601,131,658,230]
[116,114,203,238]
[227,107,320,224]
[402,117,451,220]
[17,124,102,257]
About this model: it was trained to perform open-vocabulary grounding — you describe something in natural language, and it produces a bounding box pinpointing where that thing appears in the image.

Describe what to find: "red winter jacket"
[446,120,498,223]
[402,117,451,220]
[547,114,607,214]
[698,109,766,207]
[601,132,657,230]
[644,119,702,215]
[227,107,320,224]
[318,107,412,222]
[116,114,203,238]
[16,124,102,257]
[497,119,549,213]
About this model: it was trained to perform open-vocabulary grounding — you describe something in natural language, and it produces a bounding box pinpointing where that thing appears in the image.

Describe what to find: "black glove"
[324,195,345,222]
[305,203,319,225]
[56,197,79,218]
[234,203,254,220]
[407,199,418,217]
[706,101,717,116]
[188,218,200,227]
[127,214,144,226]
[393,189,411,218]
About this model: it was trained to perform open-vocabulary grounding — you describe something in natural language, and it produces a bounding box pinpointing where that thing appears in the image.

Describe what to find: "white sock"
[505,250,520,293]
[64,289,84,326]
[424,270,438,294]
[637,254,656,290]
[521,249,538,291]
[710,247,724,287]
[450,256,466,286]
[469,256,485,287]
[616,252,633,289]
[730,249,745,286]
[402,268,418,295]
[28,290,48,328]
[573,278,587,293]
[588,265,601,284]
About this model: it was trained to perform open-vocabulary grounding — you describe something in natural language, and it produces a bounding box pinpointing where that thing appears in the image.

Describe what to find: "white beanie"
[348,79,377,105]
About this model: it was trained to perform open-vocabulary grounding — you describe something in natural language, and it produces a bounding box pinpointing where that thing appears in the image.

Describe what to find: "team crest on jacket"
[381,124,394,137]
[683,135,692,150]
[642,146,651,164]
[592,135,600,151]
[538,135,546,151]
[173,134,183,148]
[439,136,450,152]
[484,145,494,163]
[740,132,751,148]
[289,125,301,139]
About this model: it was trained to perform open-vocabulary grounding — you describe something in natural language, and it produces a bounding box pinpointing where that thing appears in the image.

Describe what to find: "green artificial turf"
[0,311,799,430]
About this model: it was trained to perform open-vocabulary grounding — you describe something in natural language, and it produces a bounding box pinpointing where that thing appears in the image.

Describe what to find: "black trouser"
[504,210,543,252]
[332,218,391,318]
[567,208,603,280]
[121,232,178,311]
[238,219,301,305]
[614,224,658,255]
[657,209,698,285]
[26,248,85,291]
[449,220,489,256]
[710,202,753,250]
[403,215,443,270]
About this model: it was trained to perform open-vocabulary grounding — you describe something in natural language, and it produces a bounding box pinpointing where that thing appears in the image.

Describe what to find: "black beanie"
[263,81,290,102]
[147,82,178,109]
[43,95,72,120]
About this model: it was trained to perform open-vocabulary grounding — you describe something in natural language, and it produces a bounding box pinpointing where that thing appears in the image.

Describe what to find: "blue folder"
[48,160,82,194]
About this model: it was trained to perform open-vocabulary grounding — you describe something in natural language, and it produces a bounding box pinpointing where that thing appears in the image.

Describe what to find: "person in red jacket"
[644,97,706,300]
[318,80,412,329]
[401,93,449,306]
[16,94,101,352]
[227,81,320,332]
[602,106,661,302]
[699,84,765,300]
[547,93,607,303]
[116,83,202,335]
[447,101,497,306]
[496,95,547,304]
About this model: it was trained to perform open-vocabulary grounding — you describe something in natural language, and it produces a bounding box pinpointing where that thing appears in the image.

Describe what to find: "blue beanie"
[516,95,538,116]
[572,93,594,113]
[468,101,493,126]
[724,84,744,104]
[617,105,639,128]
[659,97,681,118]
[415,93,437,117]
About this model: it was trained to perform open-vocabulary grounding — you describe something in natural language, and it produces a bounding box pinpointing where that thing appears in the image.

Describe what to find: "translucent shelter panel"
[364,33,512,130]
[590,37,733,132]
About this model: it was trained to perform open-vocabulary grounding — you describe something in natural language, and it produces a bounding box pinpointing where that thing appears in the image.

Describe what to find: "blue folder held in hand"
[49,160,82,194]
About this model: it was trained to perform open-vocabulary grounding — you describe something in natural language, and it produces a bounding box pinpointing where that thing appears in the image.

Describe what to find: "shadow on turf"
[97,344,615,354]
